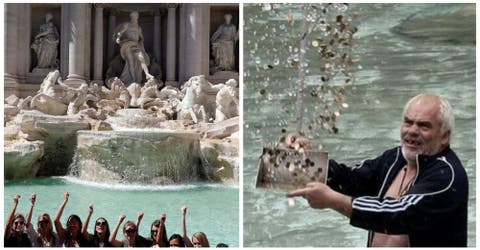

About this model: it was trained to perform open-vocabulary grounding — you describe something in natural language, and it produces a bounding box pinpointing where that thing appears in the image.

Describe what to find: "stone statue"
[94,77,132,114]
[31,13,59,69]
[62,83,89,115]
[138,77,162,109]
[92,77,130,104]
[29,70,68,115]
[210,14,238,73]
[158,86,183,101]
[113,11,153,85]
[178,75,222,123]
[29,70,91,115]
[215,79,239,122]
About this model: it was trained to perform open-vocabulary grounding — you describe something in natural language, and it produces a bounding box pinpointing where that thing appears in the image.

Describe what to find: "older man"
[287,94,468,247]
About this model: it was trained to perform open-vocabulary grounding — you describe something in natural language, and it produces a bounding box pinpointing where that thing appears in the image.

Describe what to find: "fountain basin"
[4,140,44,179]
[73,130,214,184]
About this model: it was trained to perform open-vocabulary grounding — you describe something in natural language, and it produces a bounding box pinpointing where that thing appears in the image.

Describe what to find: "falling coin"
[287,198,295,207]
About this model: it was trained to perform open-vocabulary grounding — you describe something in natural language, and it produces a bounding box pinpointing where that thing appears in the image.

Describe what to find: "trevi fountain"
[4,3,239,246]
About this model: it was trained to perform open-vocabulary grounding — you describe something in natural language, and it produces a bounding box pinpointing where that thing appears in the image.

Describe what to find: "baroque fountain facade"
[4,3,240,185]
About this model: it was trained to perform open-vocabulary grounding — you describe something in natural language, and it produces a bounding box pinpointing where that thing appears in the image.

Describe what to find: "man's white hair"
[403,93,454,134]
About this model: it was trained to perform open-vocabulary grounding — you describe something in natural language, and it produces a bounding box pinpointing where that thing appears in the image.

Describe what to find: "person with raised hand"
[54,192,90,247]
[26,194,60,247]
[4,194,32,247]
[152,213,168,247]
[81,204,111,247]
[35,212,60,247]
[181,205,210,248]
[109,214,151,247]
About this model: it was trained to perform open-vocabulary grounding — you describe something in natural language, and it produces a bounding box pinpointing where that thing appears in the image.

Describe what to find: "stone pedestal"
[207,71,239,84]
[27,69,58,85]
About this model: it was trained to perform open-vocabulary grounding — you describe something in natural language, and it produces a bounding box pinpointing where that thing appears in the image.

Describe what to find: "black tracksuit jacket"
[328,146,468,247]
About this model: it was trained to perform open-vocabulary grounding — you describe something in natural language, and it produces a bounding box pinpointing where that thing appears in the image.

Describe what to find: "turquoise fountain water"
[244,3,475,247]
[4,177,239,247]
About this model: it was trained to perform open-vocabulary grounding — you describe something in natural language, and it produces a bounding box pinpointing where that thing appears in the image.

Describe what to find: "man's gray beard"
[401,146,418,165]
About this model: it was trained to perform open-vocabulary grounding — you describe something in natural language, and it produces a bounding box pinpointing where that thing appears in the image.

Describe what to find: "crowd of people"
[4,192,229,248]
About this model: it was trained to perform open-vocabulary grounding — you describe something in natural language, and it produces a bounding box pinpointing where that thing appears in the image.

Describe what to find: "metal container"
[256,146,328,190]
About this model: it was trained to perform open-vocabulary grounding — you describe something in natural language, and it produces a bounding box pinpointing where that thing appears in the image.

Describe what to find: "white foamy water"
[59,176,237,191]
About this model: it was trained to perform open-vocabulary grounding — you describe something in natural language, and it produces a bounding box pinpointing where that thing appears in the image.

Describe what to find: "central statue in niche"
[114,11,154,85]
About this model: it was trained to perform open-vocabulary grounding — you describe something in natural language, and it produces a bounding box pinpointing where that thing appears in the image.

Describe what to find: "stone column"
[65,3,91,86]
[153,10,161,63]
[4,4,20,84]
[18,3,31,82]
[60,4,70,80]
[179,4,210,83]
[166,4,177,85]
[200,6,211,77]
[178,6,185,84]
[107,9,117,63]
[93,4,104,84]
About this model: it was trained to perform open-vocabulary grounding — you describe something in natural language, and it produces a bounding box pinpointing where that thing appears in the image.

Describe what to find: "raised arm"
[26,194,38,247]
[135,211,144,230]
[82,204,94,241]
[181,205,193,247]
[26,194,36,225]
[156,213,168,247]
[109,214,126,247]
[4,194,21,240]
[54,192,69,243]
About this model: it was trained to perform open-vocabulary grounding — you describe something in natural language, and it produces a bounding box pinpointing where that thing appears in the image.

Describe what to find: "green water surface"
[4,177,239,247]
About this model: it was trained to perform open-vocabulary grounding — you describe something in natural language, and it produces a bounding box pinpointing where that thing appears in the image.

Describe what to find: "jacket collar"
[379,145,451,198]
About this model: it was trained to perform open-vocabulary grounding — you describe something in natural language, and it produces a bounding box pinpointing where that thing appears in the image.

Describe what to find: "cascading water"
[68,124,215,185]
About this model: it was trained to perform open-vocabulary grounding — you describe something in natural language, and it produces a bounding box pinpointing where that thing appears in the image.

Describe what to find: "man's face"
[400,98,449,162]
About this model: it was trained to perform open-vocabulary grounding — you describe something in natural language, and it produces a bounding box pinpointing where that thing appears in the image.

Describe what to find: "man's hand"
[287,182,334,209]
[284,133,312,150]
[287,182,353,218]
